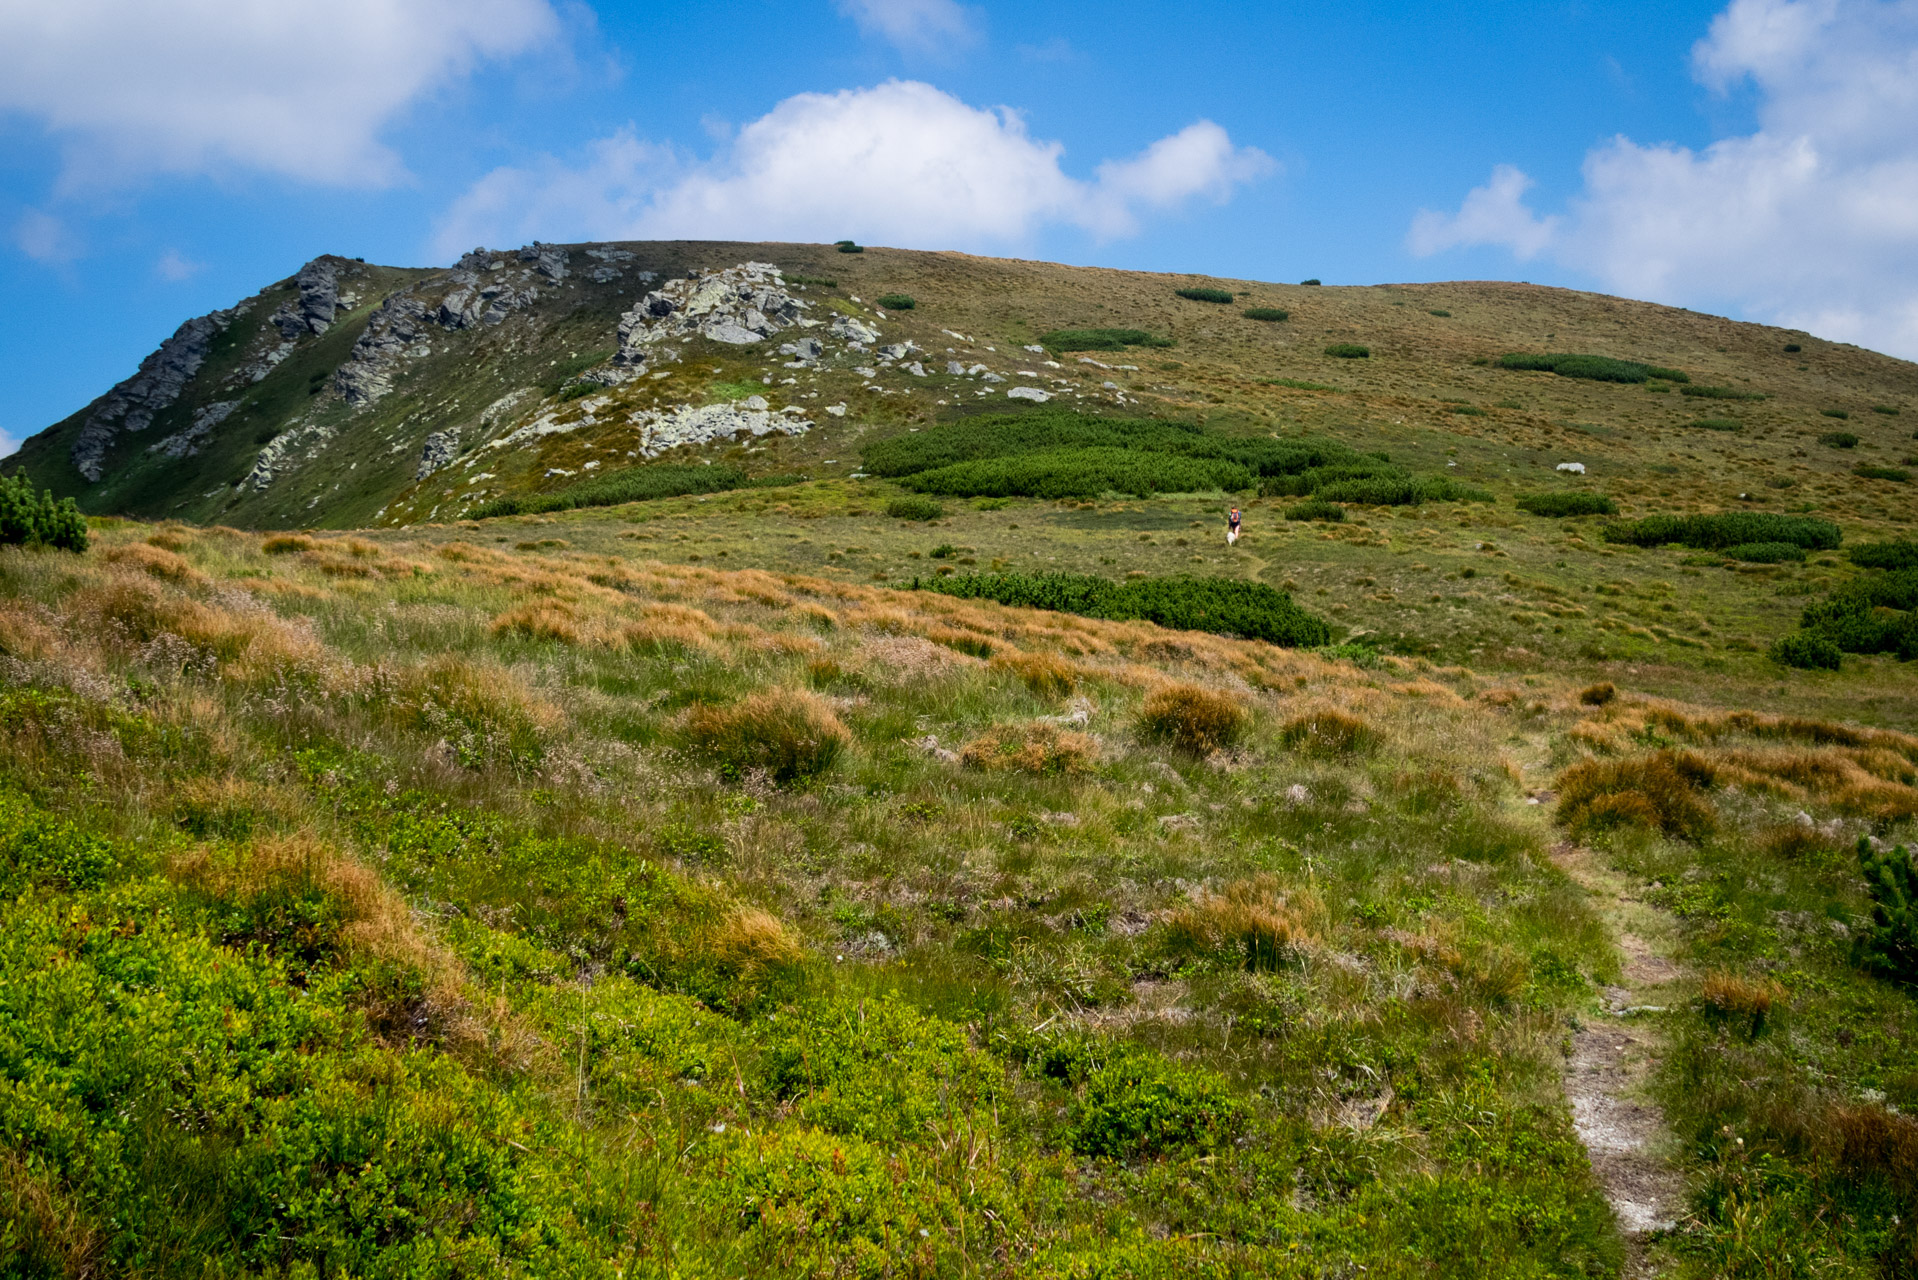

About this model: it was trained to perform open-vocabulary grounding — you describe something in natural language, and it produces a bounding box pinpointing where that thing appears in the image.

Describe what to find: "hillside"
[4,245,1918,1277]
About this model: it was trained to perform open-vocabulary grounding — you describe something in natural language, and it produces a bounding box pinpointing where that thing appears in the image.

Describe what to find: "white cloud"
[433,80,1272,259]
[0,0,561,190]
[14,210,80,263]
[154,249,204,282]
[1408,0,1918,359]
[1407,165,1559,260]
[835,0,979,53]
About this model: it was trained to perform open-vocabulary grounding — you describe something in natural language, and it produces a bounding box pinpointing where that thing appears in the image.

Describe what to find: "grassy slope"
[3,244,1918,1276]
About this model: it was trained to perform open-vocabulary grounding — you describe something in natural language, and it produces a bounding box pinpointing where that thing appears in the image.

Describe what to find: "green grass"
[467,463,800,518]
[1175,288,1236,304]
[1497,352,1689,383]
[900,447,1255,499]
[1037,328,1174,352]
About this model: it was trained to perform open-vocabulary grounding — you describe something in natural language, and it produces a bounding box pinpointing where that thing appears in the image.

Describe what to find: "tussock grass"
[1556,749,1717,838]
[1279,706,1376,756]
[680,688,849,783]
[960,720,1097,774]
[1137,683,1245,753]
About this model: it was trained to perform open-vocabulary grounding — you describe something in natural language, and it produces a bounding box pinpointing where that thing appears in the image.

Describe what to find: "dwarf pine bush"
[1497,352,1689,384]
[0,473,88,552]
[1242,308,1289,322]
[1176,287,1235,304]
[1851,541,1918,570]
[1856,838,1918,984]
[469,464,800,518]
[1037,328,1173,352]
[885,495,943,521]
[1285,499,1344,522]
[1771,631,1844,670]
[1324,343,1370,358]
[912,572,1332,646]
[1600,513,1842,551]
[1856,464,1911,482]
[875,294,914,310]
[1726,541,1807,563]
[1516,492,1617,517]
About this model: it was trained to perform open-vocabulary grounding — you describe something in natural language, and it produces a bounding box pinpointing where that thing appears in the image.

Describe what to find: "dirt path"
[1549,841,1689,1277]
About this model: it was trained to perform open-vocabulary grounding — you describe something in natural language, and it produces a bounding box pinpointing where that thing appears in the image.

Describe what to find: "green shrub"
[680,689,850,784]
[1036,328,1173,352]
[1600,513,1842,551]
[1324,344,1370,358]
[1794,569,1918,660]
[911,572,1333,646]
[885,495,943,521]
[0,790,115,895]
[1850,541,1918,570]
[556,380,598,401]
[1784,343,1802,352]
[901,447,1252,499]
[1822,408,1851,419]
[1821,432,1861,448]
[1873,405,1902,415]
[875,294,914,310]
[1261,377,1335,391]
[1856,464,1911,482]
[835,241,864,254]
[469,464,800,519]
[1285,499,1344,522]
[1516,492,1617,517]
[1771,632,1843,670]
[1855,838,1918,983]
[1313,475,1490,506]
[1682,384,1766,400]
[1068,1049,1244,1157]
[1688,418,1744,432]
[1242,307,1289,322]
[1727,541,1807,563]
[1448,404,1485,416]
[1428,309,1452,317]
[759,995,1001,1144]
[1300,278,1321,286]
[1176,288,1235,304]
[0,473,88,552]
[1496,352,1689,383]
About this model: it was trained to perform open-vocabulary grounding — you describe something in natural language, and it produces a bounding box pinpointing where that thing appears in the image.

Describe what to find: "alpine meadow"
[5,238,1918,1280]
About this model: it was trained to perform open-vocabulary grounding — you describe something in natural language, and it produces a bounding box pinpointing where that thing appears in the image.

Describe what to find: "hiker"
[1227,507,1242,545]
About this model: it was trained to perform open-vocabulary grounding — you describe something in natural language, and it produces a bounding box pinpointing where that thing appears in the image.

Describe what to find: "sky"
[3,0,1916,455]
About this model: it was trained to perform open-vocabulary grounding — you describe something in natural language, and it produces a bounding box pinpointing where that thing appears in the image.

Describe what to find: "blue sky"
[4,0,1915,452]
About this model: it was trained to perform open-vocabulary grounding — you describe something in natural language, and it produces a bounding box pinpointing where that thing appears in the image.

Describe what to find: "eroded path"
[1550,841,1690,1277]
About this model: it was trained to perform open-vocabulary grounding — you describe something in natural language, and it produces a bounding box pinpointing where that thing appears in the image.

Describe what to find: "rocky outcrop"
[612,263,818,370]
[148,400,239,460]
[336,245,563,407]
[416,429,459,479]
[71,309,235,481]
[478,395,813,462]
[270,257,342,340]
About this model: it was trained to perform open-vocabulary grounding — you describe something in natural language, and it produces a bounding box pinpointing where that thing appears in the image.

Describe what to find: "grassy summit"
[1,243,1917,1275]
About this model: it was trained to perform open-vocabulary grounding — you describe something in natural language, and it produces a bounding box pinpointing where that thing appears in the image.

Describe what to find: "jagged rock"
[878,342,915,360]
[335,295,431,406]
[779,338,823,360]
[947,361,966,375]
[906,362,927,377]
[417,429,460,479]
[245,415,335,491]
[829,314,880,345]
[612,262,813,366]
[981,371,1006,384]
[148,400,239,460]
[1008,387,1051,402]
[481,398,814,462]
[71,308,234,481]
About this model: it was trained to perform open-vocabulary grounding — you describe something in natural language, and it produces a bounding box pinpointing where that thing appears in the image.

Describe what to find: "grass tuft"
[680,689,850,784]
[1556,750,1717,839]
[1138,683,1245,754]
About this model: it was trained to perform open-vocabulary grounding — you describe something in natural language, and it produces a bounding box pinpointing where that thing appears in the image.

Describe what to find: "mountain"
[15,241,1917,533]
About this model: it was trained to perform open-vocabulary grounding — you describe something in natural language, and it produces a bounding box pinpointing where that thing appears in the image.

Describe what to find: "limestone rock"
[613,262,811,366]
[1008,387,1051,402]
[148,400,239,460]
[417,429,460,479]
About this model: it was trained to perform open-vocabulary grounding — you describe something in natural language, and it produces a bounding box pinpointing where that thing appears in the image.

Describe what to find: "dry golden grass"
[1164,875,1324,971]
[1279,706,1375,757]
[100,542,202,584]
[0,1150,101,1279]
[709,905,807,976]
[1579,682,1616,707]
[991,651,1079,699]
[1556,750,1718,839]
[1700,970,1786,1036]
[679,688,850,783]
[493,602,586,645]
[1138,683,1246,754]
[959,721,1098,776]
[1830,1104,1918,1194]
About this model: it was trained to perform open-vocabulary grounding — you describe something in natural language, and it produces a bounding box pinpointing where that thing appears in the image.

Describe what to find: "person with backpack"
[1227,507,1242,545]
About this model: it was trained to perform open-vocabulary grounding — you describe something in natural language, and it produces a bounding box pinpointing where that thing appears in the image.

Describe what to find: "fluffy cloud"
[1408,0,1918,359]
[13,210,80,264]
[835,0,979,52]
[0,0,560,190]
[433,80,1272,258]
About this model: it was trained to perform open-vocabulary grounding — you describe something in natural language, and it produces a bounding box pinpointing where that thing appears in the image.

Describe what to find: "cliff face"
[13,240,1917,530]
